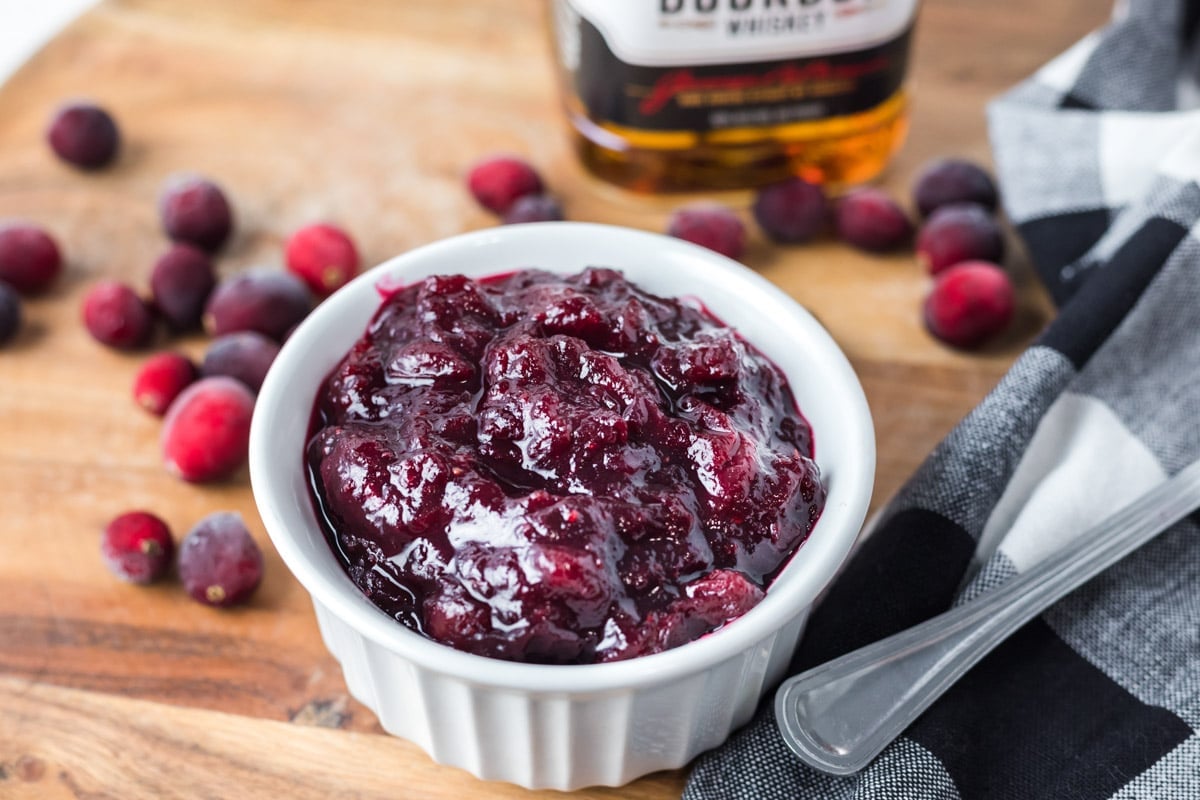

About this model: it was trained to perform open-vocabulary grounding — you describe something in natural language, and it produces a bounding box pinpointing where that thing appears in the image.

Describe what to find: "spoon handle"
[775,457,1200,776]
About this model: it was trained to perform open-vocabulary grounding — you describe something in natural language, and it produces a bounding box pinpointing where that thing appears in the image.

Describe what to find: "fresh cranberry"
[149,243,216,330]
[667,203,746,260]
[101,511,174,583]
[502,194,564,225]
[46,102,120,169]
[834,188,913,252]
[913,158,998,217]
[916,203,1005,275]
[309,268,825,664]
[467,155,544,214]
[923,261,1015,349]
[203,268,312,342]
[133,351,197,416]
[752,178,828,244]
[159,176,233,252]
[0,282,20,345]
[201,331,279,393]
[0,223,62,295]
[284,223,359,296]
[177,512,263,607]
[161,376,255,482]
[81,280,154,350]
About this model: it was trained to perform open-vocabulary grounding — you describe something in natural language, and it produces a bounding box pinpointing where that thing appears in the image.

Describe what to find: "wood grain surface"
[0,1,1111,797]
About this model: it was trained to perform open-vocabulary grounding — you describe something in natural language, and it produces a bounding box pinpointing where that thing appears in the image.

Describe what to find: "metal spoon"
[775,457,1200,775]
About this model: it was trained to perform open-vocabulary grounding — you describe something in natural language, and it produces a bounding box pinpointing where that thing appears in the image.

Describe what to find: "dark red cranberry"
[0,282,20,345]
[285,223,360,296]
[913,158,998,217]
[149,243,217,330]
[133,351,197,416]
[834,188,913,252]
[177,512,263,607]
[101,511,174,584]
[201,331,279,393]
[467,155,543,214]
[502,194,564,225]
[666,203,746,260]
[46,102,120,169]
[923,260,1015,349]
[752,178,828,244]
[0,223,62,294]
[916,203,1005,275]
[161,376,255,482]
[159,175,233,252]
[203,268,312,342]
[81,280,154,350]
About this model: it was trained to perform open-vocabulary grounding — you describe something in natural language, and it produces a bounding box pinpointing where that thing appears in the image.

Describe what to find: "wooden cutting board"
[0,1,1109,797]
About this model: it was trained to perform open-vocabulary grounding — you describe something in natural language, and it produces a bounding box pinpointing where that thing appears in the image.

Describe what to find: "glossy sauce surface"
[307,268,824,664]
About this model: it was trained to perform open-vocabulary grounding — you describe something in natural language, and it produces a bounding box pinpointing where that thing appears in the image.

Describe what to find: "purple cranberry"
[47,102,120,169]
[201,331,280,393]
[0,223,62,295]
[101,511,174,584]
[150,243,217,330]
[502,194,564,224]
[133,351,197,416]
[81,280,154,350]
[159,175,233,252]
[177,512,263,607]
[0,282,21,345]
[752,178,828,244]
[667,203,746,260]
[203,268,313,341]
[916,203,1005,275]
[913,158,998,217]
[467,155,544,214]
[834,188,913,252]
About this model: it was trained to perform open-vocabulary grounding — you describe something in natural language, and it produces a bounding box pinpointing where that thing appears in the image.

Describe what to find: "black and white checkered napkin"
[684,2,1200,797]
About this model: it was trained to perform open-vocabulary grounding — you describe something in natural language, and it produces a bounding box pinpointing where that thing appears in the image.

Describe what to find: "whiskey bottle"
[551,0,918,193]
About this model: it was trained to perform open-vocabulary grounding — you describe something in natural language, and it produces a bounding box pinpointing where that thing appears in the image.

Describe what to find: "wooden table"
[0,2,1111,797]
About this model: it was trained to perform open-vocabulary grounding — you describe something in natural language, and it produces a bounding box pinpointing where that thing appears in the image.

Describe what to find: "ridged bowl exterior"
[312,598,807,790]
[251,223,874,792]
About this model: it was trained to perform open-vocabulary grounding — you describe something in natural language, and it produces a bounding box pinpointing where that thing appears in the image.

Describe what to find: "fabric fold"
[683,2,1200,797]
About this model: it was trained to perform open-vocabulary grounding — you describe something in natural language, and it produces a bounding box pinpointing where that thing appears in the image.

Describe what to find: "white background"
[0,1,98,84]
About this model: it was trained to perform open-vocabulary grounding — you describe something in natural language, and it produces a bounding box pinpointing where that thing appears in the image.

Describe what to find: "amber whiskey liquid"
[552,0,918,194]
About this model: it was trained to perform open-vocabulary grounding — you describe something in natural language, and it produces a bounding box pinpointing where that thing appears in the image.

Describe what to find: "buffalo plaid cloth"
[684,2,1200,797]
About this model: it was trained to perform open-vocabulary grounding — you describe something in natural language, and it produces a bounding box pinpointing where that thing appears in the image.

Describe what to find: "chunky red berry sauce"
[306,268,824,664]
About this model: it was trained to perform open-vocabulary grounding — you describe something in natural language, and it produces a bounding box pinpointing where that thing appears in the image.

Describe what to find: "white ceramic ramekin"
[250,222,874,791]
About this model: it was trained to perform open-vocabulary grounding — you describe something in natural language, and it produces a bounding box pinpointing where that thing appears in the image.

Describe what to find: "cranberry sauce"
[306,268,825,664]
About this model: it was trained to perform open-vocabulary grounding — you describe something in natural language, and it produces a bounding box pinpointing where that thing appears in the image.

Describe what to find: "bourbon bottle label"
[554,0,919,132]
